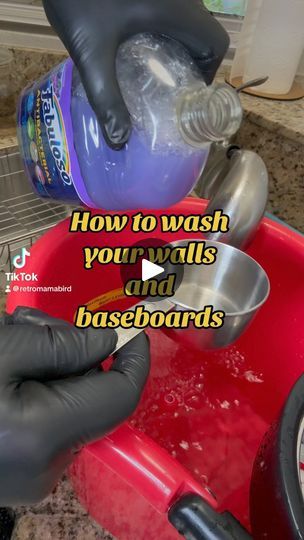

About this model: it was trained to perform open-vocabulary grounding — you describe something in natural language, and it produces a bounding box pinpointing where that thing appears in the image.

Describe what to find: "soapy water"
[130,328,269,526]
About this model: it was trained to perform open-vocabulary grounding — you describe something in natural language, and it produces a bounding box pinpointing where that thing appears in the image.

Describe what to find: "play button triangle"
[142,259,165,282]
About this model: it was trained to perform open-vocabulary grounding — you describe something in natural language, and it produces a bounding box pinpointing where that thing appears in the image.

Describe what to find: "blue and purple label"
[18,60,89,205]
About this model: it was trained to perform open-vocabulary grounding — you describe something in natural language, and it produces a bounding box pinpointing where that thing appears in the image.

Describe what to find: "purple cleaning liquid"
[17,34,215,210]
[71,94,208,210]
[69,34,213,209]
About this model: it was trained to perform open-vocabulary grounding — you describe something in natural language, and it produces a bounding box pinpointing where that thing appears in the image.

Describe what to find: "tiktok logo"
[13,248,31,269]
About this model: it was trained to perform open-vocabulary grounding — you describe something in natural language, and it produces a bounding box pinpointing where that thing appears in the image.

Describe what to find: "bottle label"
[17,59,92,206]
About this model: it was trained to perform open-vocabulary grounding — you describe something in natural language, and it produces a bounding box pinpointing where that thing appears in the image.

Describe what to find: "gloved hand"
[42,0,229,148]
[0,307,150,506]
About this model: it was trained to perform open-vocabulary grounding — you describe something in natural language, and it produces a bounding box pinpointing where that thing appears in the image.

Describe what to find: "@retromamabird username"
[12,285,72,293]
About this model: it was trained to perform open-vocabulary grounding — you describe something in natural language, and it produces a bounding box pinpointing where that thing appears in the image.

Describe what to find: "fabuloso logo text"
[41,85,72,186]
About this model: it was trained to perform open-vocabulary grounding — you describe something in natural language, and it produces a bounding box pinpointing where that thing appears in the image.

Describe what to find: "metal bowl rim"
[169,238,271,317]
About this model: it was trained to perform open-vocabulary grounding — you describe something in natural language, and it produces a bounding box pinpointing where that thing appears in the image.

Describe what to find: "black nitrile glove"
[0,508,15,540]
[0,307,150,506]
[42,0,229,148]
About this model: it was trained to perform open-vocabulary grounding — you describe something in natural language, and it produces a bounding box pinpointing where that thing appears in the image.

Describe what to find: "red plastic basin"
[7,198,304,539]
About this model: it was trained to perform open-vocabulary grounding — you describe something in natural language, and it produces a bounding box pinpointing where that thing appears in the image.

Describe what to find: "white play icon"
[142,259,165,282]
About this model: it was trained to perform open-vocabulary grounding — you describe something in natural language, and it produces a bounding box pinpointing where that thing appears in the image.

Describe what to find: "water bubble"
[151,404,159,412]
[179,441,189,451]
[244,371,264,384]
[164,393,176,405]
[220,401,230,410]
[192,442,203,451]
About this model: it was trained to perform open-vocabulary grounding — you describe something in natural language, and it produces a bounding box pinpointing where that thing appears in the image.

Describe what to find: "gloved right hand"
[42,0,229,148]
[0,307,150,506]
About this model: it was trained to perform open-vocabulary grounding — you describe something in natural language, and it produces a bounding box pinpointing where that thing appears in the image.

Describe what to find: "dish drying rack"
[0,146,73,291]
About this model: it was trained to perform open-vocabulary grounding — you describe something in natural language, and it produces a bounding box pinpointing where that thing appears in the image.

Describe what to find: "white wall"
[298,51,304,76]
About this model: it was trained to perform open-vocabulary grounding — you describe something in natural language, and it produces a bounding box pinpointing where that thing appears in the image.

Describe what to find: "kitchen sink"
[0,145,72,288]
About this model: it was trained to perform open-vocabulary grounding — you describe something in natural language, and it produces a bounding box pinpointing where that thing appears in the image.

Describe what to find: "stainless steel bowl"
[168,239,270,350]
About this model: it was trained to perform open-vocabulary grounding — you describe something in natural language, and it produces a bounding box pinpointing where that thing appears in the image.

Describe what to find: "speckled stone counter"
[12,476,114,540]
[217,68,304,233]
[235,84,304,233]
[235,120,304,232]
[0,117,17,151]
[239,83,304,147]
[0,47,65,123]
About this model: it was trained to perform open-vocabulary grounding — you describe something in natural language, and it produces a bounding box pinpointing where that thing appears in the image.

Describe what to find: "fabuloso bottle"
[17,34,242,211]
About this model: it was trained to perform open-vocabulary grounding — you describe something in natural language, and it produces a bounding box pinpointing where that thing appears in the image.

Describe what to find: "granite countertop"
[11,476,114,540]
[0,46,65,151]
[217,68,304,147]
[239,85,304,146]
[0,50,303,150]
[0,116,17,150]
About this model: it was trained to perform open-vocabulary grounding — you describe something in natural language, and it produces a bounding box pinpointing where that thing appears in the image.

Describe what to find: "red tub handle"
[86,426,252,539]
[86,424,217,514]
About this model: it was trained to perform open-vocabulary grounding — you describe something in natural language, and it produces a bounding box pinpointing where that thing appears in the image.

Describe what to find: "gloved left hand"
[0,307,150,506]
